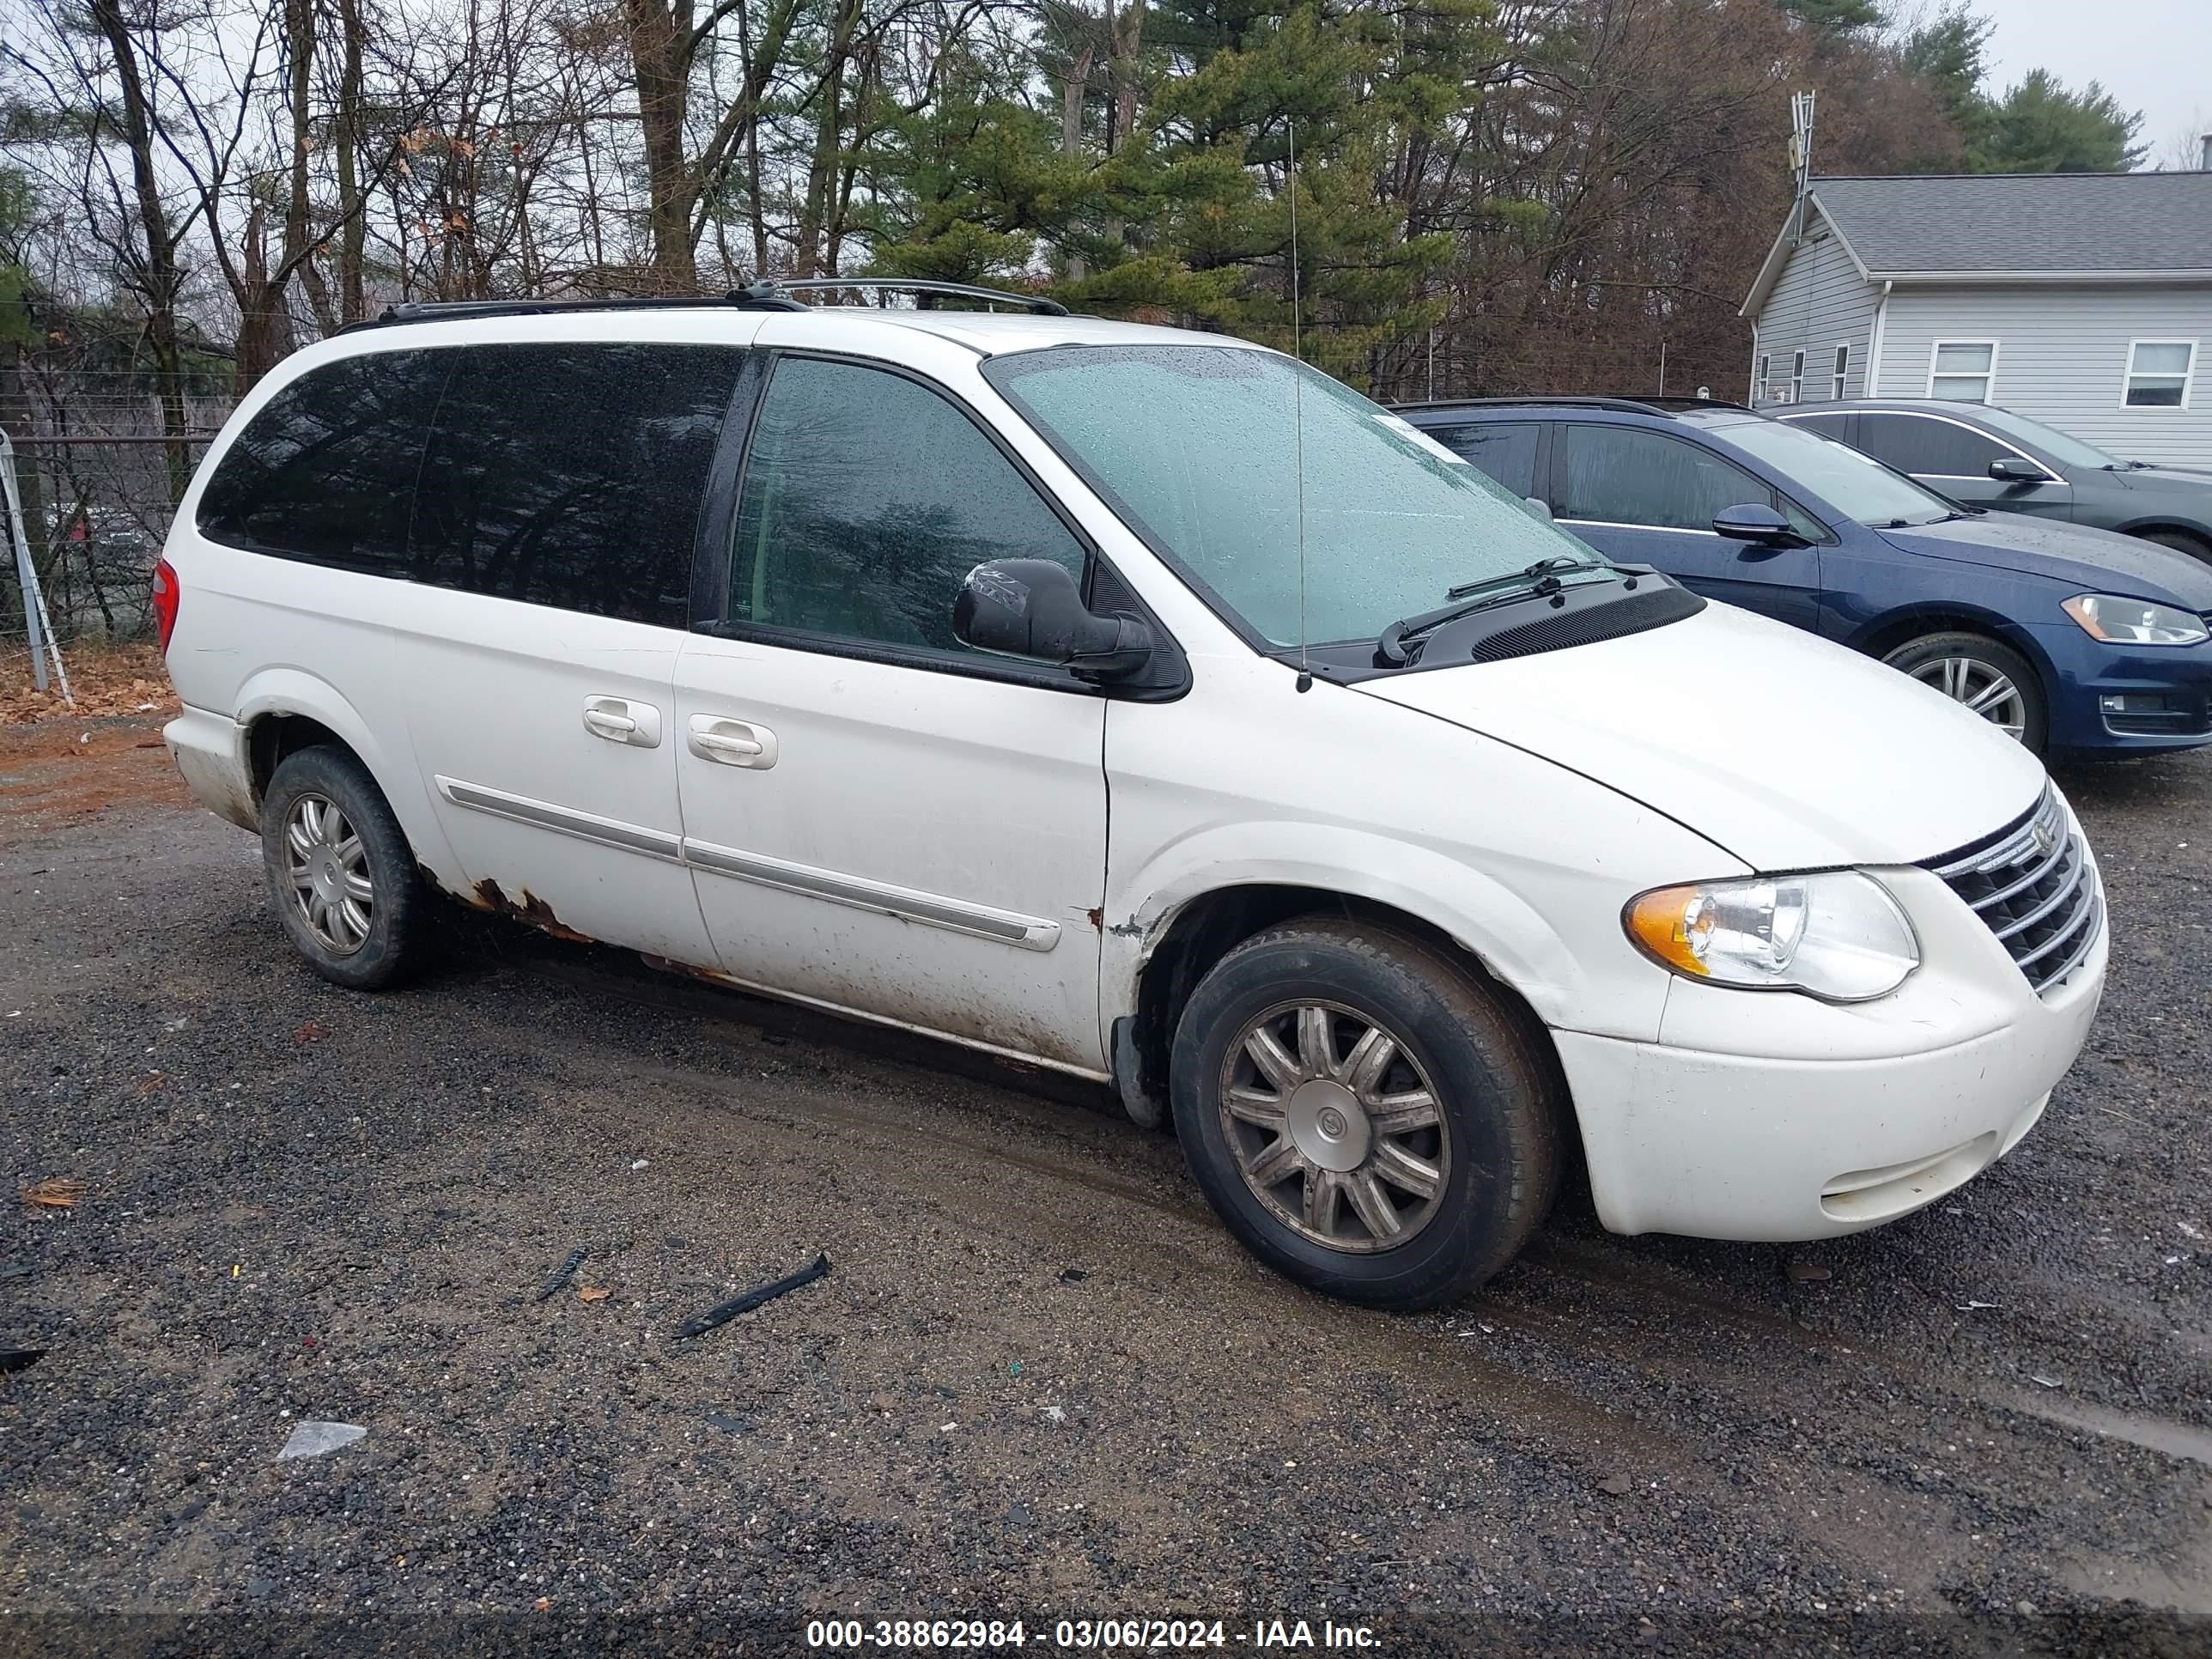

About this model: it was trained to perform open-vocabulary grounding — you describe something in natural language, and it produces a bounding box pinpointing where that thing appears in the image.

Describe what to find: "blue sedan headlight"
[2062,594,2209,647]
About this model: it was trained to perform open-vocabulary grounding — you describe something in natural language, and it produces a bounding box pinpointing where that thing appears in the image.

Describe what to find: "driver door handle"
[689,714,779,770]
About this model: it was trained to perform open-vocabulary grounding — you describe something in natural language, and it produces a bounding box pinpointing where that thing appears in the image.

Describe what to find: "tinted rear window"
[410,343,742,627]
[1425,422,1538,496]
[197,350,444,573]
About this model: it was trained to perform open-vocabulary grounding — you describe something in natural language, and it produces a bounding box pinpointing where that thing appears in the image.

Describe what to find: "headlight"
[1624,872,1920,1002]
[2063,593,2209,646]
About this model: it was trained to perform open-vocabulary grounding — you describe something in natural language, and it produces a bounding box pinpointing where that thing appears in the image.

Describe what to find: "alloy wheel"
[1217,1000,1451,1253]
[283,792,374,956]
[1906,655,2028,740]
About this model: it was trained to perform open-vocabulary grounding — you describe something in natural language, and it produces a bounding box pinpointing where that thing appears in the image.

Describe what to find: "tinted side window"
[1425,423,1537,495]
[410,343,743,627]
[727,357,1088,656]
[1558,426,1770,532]
[1856,413,2014,477]
[198,351,445,572]
[1787,413,1855,444]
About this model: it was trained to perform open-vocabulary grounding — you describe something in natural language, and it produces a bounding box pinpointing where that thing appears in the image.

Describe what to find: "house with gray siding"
[1741,172,2212,466]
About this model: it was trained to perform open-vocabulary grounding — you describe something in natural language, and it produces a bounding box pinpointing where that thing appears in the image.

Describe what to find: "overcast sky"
[1966,0,2210,167]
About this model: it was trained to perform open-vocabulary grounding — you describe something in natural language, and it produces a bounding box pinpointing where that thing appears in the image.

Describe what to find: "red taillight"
[152,556,180,653]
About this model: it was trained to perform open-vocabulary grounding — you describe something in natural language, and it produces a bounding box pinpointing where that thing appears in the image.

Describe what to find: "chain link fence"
[3,374,231,699]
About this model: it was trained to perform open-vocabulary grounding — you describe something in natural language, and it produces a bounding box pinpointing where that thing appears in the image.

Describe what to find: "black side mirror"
[1989,457,2046,484]
[954,559,1155,682]
[1711,503,1803,545]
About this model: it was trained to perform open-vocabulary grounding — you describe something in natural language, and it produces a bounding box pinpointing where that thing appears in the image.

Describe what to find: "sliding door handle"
[688,714,778,769]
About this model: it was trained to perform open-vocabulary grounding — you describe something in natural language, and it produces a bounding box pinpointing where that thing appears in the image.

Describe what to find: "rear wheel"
[1170,917,1560,1310]
[2136,528,2212,565]
[260,745,428,990]
[1881,631,2049,755]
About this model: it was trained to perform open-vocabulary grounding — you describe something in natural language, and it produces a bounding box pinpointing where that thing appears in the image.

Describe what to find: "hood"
[2116,463,2212,487]
[1879,512,2212,611]
[1356,601,2045,871]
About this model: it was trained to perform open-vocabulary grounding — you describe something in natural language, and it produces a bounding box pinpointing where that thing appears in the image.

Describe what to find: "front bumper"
[1555,862,2106,1242]
[2029,623,2212,756]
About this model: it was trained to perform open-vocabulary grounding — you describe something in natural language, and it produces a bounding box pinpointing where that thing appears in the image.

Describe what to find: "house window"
[1832,344,1850,400]
[1756,353,1771,404]
[2124,341,2196,409]
[1790,350,1805,404]
[1928,341,1996,403]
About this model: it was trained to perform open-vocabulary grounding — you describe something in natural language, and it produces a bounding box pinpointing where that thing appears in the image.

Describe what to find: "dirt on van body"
[2,726,2208,1656]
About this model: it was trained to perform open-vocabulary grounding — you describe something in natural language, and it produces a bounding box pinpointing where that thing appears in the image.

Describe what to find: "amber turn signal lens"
[1625,885,1711,977]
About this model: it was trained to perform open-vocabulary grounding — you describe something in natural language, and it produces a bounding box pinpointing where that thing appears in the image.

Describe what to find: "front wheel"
[1170,918,1561,1310]
[1881,631,2050,755]
[2136,528,2212,566]
[260,745,428,990]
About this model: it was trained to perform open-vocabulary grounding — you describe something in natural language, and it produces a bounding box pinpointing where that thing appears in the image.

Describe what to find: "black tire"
[2136,528,2212,566]
[1169,916,1561,1310]
[259,745,428,990]
[1881,631,2050,756]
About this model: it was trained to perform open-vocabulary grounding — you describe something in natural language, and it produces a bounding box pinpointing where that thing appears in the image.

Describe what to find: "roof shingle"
[1810,172,2212,274]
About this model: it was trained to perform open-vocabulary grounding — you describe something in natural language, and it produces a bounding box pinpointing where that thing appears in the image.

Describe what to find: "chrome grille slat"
[2032,890,2103,994]
[1923,784,2102,1000]
[1990,842,2087,941]
[1968,823,2074,912]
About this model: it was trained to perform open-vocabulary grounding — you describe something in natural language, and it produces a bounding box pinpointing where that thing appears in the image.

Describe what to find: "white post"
[2,429,70,703]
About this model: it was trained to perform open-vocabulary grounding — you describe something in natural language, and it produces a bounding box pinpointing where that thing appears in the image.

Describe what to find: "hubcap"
[283,793,374,956]
[1218,1000,1450,1254]
[1901,653,2027,741]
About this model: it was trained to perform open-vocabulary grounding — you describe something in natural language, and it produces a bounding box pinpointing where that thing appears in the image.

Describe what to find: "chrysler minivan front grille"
[1925,787,2101,999]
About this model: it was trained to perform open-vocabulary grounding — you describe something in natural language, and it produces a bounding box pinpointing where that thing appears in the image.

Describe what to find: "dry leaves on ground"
[577,1285,612,1304]
[2,642,179,725]
[22,1177,88,1210]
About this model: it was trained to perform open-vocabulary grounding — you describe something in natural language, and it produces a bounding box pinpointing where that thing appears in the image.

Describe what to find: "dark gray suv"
[1779,401,2212,566]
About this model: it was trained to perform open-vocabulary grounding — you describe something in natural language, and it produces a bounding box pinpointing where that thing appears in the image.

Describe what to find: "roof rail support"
[746,277,1068,317]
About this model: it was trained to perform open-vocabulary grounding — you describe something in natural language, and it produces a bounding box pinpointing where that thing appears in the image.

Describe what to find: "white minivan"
[158,283,2107,1309]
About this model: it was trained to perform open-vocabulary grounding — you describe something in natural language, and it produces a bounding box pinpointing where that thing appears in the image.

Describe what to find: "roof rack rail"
[744,277,1068,316]
[1391,394,1753,417]
[346,276,1067,334]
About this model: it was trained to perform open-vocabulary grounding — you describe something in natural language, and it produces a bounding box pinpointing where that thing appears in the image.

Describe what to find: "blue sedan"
[1393,397,2212,759]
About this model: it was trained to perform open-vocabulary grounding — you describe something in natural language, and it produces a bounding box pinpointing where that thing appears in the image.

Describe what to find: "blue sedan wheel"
[1881,632,2049,755]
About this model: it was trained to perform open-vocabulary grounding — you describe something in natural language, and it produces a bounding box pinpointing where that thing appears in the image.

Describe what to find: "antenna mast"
[1788,90,1816,243]
[1289,118,1310,691]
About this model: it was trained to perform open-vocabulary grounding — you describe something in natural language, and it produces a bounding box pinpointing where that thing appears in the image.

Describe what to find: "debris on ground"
[705,1413,746,1434]
[2181,1222,2203,1240]
[294,1020,331,1045]
[275,1420,367,1461]
[2029,1374,2066,1389]
[578,1285,611,1303]
[1786,1261,1831,1282]
[534,1248,586,1302]
[629,1158,649,1171]
[1041,1405,1067,1425]
[675,1252,831,1341]
[1958,1300,2000,1311]
[162,1018,187,1032]
[0,1349,46,1375]
[135,1072,167,1096]
[1599,1474,1633,1496]
[21,1178,86,1211]
[1058,1267,1088,1283]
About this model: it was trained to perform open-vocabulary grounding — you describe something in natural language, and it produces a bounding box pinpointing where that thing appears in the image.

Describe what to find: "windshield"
[982,345,1606,647]
[1954,404,2121,471]
[1720,419,1959,527]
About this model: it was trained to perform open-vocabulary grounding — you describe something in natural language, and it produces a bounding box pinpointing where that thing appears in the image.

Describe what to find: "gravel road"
[3,720,2208,1656]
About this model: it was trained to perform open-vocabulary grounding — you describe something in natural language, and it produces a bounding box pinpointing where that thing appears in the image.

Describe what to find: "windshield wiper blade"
[1376,558,1611,666]
[1444,556,1596,601]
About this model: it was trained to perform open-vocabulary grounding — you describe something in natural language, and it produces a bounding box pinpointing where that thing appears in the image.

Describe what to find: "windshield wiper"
[1444,556,1596,600]
[1376,557,1611,666]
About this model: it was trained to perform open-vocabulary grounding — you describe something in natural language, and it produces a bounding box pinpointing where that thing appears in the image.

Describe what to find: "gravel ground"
[2,724,2209,1657]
